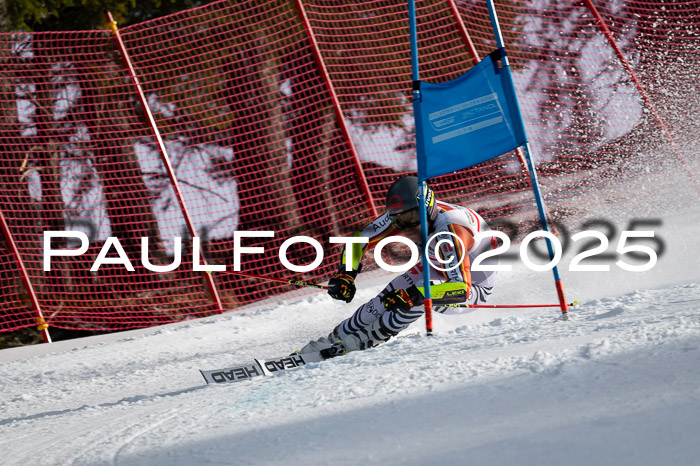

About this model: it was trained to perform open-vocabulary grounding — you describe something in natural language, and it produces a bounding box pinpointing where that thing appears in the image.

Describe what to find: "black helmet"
[385,176,437,229]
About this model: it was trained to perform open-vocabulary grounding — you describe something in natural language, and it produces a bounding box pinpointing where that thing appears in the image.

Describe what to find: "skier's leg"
[338,266,496,349]
[467,284,493,305]
[332,266,430,352]
[334,272,417,338]
[297,272,416,354]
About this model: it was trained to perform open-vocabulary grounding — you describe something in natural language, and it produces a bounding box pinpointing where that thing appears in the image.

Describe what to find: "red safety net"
[0,0,697,335]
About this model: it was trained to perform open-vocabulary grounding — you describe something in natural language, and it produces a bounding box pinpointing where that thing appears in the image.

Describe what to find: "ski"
[200,352,325,384]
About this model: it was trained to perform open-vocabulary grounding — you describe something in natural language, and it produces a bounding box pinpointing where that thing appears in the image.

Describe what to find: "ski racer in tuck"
[299,175,498,359]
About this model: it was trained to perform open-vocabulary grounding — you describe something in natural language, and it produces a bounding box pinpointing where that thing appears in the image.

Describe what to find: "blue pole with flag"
[408,0,570,326]
[483,0,569,319]
[408,0,434,335]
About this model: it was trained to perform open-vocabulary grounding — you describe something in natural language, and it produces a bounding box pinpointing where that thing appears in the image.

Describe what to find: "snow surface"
[2,164,700,465]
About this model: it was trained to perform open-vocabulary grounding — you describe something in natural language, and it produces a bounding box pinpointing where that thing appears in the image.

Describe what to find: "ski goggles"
[389,208,420,230]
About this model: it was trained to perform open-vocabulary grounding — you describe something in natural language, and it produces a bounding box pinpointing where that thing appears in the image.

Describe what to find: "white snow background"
[2,151,700,466]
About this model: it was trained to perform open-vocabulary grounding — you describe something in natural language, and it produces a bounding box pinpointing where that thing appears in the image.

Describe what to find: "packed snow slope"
[1,163,700,465]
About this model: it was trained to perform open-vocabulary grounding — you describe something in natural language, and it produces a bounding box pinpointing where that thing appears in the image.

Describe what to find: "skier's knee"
[340,317,397,353]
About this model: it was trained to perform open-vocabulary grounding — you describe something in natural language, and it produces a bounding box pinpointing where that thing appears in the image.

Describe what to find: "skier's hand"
[382,286,423,314]
[328,272,357,303]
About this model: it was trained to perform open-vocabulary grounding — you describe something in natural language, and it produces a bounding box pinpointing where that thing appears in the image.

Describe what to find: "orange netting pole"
[447,1,537,198]
[105,11,224,314]
[582,0,700,195]
[0,208,51,343]
[582,0,673,141]
[292,0,378,218]
[446,0,481,67]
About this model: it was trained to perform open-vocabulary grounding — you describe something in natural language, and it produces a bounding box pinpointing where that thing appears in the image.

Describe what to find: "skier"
[299,175,498,359]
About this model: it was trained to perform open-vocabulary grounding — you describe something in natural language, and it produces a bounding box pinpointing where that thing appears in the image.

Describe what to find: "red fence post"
[582,0,700,194]
[105,12,225,314]
[292,0,379,218]
[581,0,670,139]
[0,208,51,343]
[446,0,481,67]
[446,1,534,191]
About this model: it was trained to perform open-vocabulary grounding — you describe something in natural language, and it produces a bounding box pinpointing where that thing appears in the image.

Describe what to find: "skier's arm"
[329,213,397,303]
[340,213,397,271]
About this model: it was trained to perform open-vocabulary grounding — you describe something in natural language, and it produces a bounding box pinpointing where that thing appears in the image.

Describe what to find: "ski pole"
[440,301,579,309]
[206,269,328,290]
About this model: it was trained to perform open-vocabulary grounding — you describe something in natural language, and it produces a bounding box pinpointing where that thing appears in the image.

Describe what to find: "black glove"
[327,267,359,303]
[381,285,424,314]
